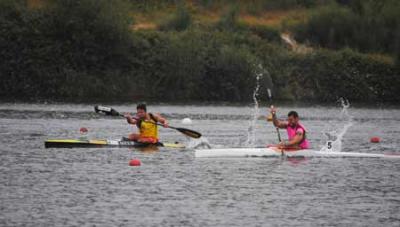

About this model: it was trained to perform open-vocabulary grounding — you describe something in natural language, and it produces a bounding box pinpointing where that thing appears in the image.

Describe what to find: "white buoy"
[181,118,192,125]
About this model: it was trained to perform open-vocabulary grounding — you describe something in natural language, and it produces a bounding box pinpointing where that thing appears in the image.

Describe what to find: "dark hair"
[136,103,147,112]
[288,111,299,118]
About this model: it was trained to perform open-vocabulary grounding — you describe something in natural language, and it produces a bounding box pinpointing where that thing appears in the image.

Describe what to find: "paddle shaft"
[275,125,282,142]
[123,113,201,139]
[94,105,201,138]
[122,113,174,129]
[267,89,284,156]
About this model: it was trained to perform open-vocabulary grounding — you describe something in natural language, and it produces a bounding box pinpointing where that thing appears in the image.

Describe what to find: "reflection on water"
[0,103,400,226]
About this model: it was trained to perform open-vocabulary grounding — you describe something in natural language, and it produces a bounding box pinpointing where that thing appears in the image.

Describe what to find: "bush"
[194,0,332,13]
[261,0,318,10]
[0,0,135,100]
[159,2,192,31]
[127,0,175,12]
[290,48,400,102]
[249,25,281,43]
[216,4,240,32]
[1,0,398,103]
[129,30,260,102]
[291,1,400,57]
[293,4,359,48]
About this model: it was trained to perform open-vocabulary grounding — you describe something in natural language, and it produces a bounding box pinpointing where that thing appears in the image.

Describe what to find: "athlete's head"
[136,103,147,118]
[287,111,299,127]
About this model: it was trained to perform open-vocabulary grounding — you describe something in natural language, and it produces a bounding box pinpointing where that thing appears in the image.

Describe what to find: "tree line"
[0,0,399,103]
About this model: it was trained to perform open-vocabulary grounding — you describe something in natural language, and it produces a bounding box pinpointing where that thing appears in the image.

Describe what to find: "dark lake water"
[1,103,399,226]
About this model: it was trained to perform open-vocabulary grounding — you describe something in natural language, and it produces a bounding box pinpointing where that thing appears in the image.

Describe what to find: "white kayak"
[195,147,400,159]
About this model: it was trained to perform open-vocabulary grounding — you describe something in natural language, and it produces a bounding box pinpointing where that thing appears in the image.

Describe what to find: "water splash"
[187,137,212,149]
[321,98,353,152]
[244,64,263,147]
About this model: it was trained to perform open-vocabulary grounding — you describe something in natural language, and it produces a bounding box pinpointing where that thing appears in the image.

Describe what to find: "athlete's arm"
[270,107,287,129]
[153,113,168,127]
[124,114,137,125]
[286,130,304,146]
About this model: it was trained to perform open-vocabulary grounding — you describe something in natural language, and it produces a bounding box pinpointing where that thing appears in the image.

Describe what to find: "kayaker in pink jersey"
[269,107,310,149]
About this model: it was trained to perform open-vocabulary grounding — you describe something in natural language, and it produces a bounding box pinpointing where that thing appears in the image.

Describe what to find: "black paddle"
[267,88,284,156]
[94,105,202,139]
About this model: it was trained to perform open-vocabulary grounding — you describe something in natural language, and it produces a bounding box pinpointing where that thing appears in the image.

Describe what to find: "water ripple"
[0,104,400,226]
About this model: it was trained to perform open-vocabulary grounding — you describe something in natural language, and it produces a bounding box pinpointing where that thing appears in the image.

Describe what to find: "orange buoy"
[129,159,141,166]
[80,127,88,133]
[370,137,381,143]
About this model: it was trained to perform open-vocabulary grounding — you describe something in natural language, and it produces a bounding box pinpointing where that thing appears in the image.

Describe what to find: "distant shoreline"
[1,99,399,109]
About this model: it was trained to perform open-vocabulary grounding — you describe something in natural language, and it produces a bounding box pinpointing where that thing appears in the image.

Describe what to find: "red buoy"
[80,127,88,133]
[129,159,141,166]
[370,137,381,143]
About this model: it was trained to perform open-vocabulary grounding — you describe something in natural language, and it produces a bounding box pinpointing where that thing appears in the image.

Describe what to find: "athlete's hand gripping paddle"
[267,88,284,156]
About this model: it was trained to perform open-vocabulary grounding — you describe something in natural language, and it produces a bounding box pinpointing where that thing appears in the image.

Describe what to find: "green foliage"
[292,1,400,57]
[293,4,359,47]
[193,0,332,13]
[249,25,281,43]
[159,2,192,31]
[0,0,134,100]
[127,0,175,12]
[216,4,240,31]
[200,42,256,101]
[1,0,398,103]
[290,48,400,102]
[260,0,321,10]
[195,0,214,9]
[127,30,261,102]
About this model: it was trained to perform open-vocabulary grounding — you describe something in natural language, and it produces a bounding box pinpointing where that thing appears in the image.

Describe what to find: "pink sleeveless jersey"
[286,123,310,149]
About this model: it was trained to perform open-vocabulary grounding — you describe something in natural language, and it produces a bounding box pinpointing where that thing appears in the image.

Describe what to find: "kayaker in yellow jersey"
[124,103,168,143]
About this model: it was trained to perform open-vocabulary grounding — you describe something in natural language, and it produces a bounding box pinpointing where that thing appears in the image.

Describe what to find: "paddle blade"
[176,127,202,138]
[94,105,121,116]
